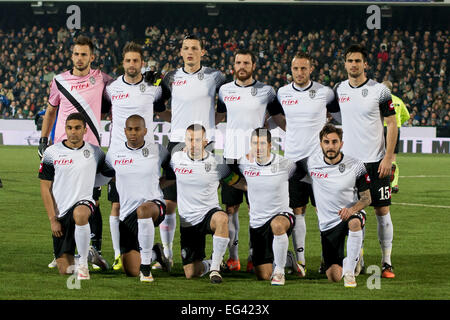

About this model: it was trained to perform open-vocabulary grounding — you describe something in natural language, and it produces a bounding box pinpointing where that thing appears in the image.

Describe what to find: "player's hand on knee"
[38,137,49,159]
[338,207,354,221]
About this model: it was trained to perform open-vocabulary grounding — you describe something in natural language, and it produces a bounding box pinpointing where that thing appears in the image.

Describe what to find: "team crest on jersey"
[142,147,149,157]
[251,87,258,96]
[362,88,368,97]
[139,83,146,93]
[197,72,204,81]
[309,90,316,99]
[83,150,90,158]
[89,76,96,85]
[339,163,345,173]
[271,164,278,173]
[204,162,211,172]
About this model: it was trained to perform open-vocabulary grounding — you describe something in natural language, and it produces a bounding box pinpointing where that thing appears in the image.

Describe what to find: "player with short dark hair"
[217,49,286,272]
[331,44,397,278]
[277,51,336,275]
[106,41,166,271]
[155,34,226,268]
[39,113,111,280]
[103,115,173,282]
[295,123,371,287]
[39,34,112,270]
[170,124,245,283]
[236,128,303,286]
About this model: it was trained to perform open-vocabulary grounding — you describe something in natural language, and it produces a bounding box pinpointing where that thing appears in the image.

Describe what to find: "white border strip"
[392,202,450,209]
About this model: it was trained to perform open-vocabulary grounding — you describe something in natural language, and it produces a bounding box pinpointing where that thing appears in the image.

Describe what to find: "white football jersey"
[334,79,395,163]
[218,80,283,159]
[300,152,370,232]
[106,75,163,152]
[170,151,232,227]
[105,142,170,221]
[238,153,297,228]
[39,141,106,218]
[277,81,335,161]
[160,66,225,143]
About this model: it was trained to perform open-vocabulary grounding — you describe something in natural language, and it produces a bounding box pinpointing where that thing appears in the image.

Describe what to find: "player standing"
[39,35,112,270]
[170,124,245,283]
[106,42,166,271]
[277,51,336,275]
[295,124,371,287]
[39,113,111,280]
[217,49,285,272]
[156,35,226,267]
[332,44,397,278]
[104,115,172,282]
[382,81,410,194]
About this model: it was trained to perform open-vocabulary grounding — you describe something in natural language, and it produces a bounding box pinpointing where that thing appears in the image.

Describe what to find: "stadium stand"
[0,3,448,129]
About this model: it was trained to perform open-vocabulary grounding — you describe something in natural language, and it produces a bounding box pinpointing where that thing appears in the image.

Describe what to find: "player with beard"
[39,35,112,271]
[217,49,286,272]
[154,35,225,268]
[295,124,371,287]
[105,42,167,271]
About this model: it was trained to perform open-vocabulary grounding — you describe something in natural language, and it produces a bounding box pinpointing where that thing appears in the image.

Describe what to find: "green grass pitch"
[0,146,449,300]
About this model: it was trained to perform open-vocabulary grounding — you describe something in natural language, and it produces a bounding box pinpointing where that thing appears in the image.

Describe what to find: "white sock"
[75,223,91,267]
[292,213,306,264]
[343,230,363,276]
[138,218,155,265]
[160,213,176,259]
[376,213,393,265]
[109,215,121,258]
[211,236,230,271]
[200,259,212,277]
[272,234,289,275]
[228,211,239,260]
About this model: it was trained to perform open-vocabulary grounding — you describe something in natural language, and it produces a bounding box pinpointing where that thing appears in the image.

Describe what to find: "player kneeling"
[295,124,371,287]
[103,115,174,282]
[39,113,111,280]
[171,124,245,284]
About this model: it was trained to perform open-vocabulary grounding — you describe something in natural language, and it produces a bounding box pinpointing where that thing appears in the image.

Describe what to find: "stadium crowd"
[0,24,448,127]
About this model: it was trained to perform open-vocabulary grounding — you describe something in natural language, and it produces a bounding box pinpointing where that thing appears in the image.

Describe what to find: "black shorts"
[249,212,295,267]
[92,187,101,201]
[107,180,120,203]
[365,161,392,207]
[288,178,316,208]
[119,200,166,254]
[220,158,248,206]
[180,208,223,265]
[384,127,400,154]
[52,200,95,259]
[320,211,366,270]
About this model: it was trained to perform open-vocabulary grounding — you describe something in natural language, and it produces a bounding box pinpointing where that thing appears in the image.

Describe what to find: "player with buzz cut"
[170,124,246,284]
[294,124,371,288]
[382,80,410,194]
[155,34,226,268]
[236,128,302,286]
[39,113,112,280]
[217,48,286,273]
[39,35,112,270]
[277,51,337,276]
[105,41,167,271]
[103,115,173,282]
[331,44,397,278]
